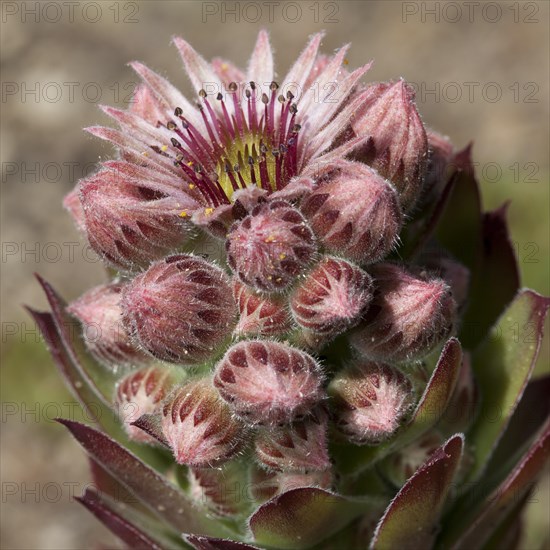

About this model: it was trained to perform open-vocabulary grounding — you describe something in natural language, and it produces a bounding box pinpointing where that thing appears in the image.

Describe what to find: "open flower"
[67,31,373,269]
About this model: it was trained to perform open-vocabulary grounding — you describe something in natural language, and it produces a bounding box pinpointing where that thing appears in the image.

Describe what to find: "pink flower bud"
[63,187,86,232]
[255,408,331,472]
[250,467,333,502]
[79,166,197,270]
[233,279,292,337]
[351,263,457,362]
[213,340,325,425]
[417,250,470,311]
[290,257,373,339]
[188,461,249,517]
[122,255,237,364]
[226,200,317,292]
[352,80,428,212]
[422,130,455,203]
[67,283,150,370]
[328,361,413,444]
[161,379,244,467]
[380,431,444,486]
[115,366,175,443]
[301,161,402,264]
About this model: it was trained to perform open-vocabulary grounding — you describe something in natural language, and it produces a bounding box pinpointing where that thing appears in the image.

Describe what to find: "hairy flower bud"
[115,366,176,443]
[380,431,444,486]
[63,187,86,232]
[290,257,373,339]
[422,130,455,203]
[250,467,333,503]
[213,340,325,425]
[122,255,236,364]
[67,283,150,370]
[233,279,292,337]
[351,263,457,362]
[301,161,402,264]
[255,408,331,472]
[79,166,198,271]
[329,361,413,444]
[416,250,470,311]
[188,461,249,517]
[226,200,317,292]
[352,80,428,211]
[161,379,243,467]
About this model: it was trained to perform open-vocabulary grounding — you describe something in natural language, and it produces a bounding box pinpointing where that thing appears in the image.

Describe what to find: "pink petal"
[281,32,325,102]
[172,36,223,99]
[246,30,274,87]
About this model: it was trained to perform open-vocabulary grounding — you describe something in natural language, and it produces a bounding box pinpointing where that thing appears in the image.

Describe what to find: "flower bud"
[161,379,243,467]
[379,431,444,486]
[115,366,176,443]
[250,467,333,503]
[422,130,455,203]
[122,255,236,364]
[67,283,150,370]
[351,263,457,362]
[188,461,249,517]
[301,161,402,264]
[328,361,413,445]
[351,80,428,212]
[290,257,373,339]
[255,408,331,472]
[79,166,197,270]
[213,340,325,425]
[63,187,86,232]
[416,250,470,311]
[226,200,317,292]
[233,279,291,337]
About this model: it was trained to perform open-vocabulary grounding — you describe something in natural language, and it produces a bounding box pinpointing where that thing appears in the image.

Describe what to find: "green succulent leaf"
[467,289,550,481]
[334,338,462,475]
[487,374,550,478]
[35,274,117,404]
[434,144,483,273]
[369,434,464,550]
[58,419,233,539]
[76,488,182,550]
[460,204,520,349]
[26,307,110,423]
[439,420,549,549]
[249,488,382,549]
[184,534,261,549]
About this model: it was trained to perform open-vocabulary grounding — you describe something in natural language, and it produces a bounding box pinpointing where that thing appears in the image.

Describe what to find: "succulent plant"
[29,31,549,550]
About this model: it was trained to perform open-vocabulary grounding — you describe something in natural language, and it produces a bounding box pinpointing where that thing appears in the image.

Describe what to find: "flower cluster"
[66,31,462,502]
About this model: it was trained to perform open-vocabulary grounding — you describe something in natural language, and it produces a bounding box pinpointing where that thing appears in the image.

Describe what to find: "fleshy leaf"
[35,274,116,404]
[487,374,550,474]
[26,307,109,423]
[334,338,462,475]
[76,488,180,550]
[369,434,464,550]
[467,289,550,481]
[438,420,549,549]
[185,534,260,549]
[434,145,483,269]
[58,419,232,538]
[460,204,520,348]
[249,488,382,549]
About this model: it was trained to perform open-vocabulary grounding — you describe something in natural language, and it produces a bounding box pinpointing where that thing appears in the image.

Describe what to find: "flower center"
[152,81,301,206]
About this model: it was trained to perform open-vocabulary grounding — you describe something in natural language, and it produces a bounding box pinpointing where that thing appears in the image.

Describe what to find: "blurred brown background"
[1,1,549,548]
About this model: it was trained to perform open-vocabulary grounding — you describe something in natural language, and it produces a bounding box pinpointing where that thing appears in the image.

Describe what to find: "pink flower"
[66,31,374,270]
